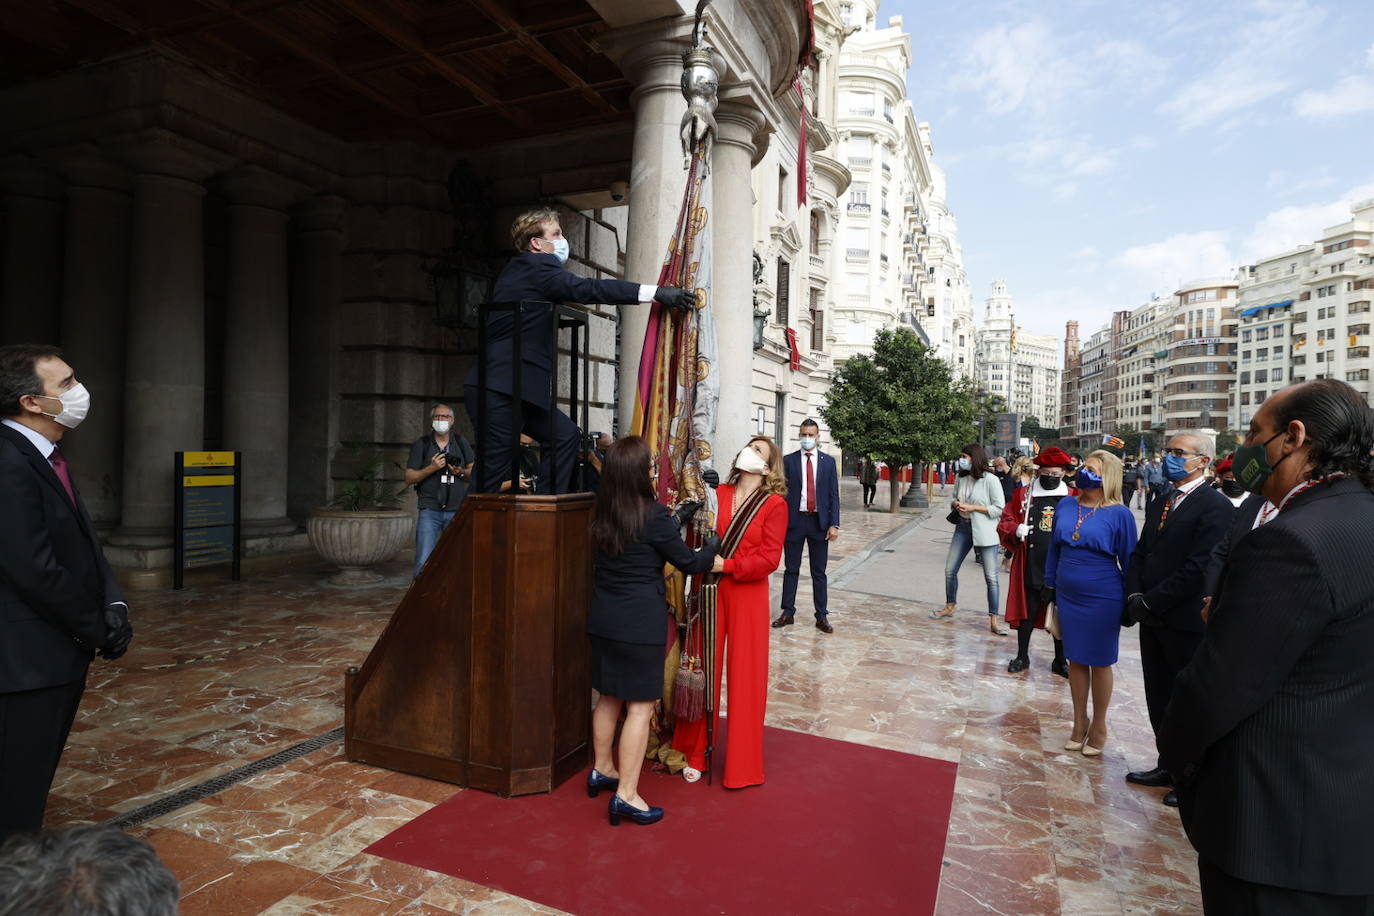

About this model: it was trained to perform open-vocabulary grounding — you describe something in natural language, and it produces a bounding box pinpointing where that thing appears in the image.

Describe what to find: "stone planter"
[306,508,411,587]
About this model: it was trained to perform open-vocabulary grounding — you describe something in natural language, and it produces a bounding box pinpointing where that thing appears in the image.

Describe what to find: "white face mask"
[432,419,451,435]
[799,436,817,451]
[734,445,769,476]
[30,383,90,430]
[539,237,570,264]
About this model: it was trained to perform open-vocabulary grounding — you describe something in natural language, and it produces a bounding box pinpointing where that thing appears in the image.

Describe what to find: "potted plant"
[306,450,411,587]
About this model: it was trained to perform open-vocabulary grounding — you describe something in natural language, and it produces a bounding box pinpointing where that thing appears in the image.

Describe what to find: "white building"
[975,281,1059,424]
[1114,297,1174,437]
[1288,200,1374,394]
[829,1,975,381]
[1076,326,1110,443]
[1234,249,1305,431]
[1162,277,1240,436]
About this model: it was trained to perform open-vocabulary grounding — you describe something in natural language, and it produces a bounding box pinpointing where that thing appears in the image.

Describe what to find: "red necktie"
[806,452,816,512]
[49,446,77,506]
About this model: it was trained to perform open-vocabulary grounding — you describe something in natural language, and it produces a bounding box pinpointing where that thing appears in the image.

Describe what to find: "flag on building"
[1102,435,1126,449]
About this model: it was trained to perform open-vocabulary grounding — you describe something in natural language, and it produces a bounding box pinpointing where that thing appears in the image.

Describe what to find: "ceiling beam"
[329,0,531,130]
[465,0,616,115]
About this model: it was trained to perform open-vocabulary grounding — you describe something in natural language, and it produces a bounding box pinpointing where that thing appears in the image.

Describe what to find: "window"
[883,97,894,123]
[1349,324,1370,336]
[1272,346,1284,358]
[777,166,789,212]
[1240,371,1251,384]
[1272,324,1286,337]
[847,91,875,115]
[1351,300,1372,314]
[1349,346,1370,359]
[1241,350,1251,362]
[839,2,853,25]
[1242,330,1253,342]
[810,288,824,351]
[776,257,790,326]
[1347,369,1370,381]
[1255,370,1268,383]
[1272,367,1283,382]
[849,182,869,206]
[809,210,821,255]
[1241,392,1251,406]
[1255,328,1269,341]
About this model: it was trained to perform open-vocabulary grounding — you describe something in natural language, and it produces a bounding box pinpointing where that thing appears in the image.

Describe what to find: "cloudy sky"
[892,0,1374,342]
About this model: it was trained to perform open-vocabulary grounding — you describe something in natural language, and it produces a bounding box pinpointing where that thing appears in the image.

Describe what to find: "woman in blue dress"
[1043,449,1137,757]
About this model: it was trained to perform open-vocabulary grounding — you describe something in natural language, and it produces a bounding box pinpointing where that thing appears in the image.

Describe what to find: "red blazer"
[716,484,788,595]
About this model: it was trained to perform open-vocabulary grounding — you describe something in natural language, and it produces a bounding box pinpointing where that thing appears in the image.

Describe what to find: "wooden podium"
[344,492,594,796]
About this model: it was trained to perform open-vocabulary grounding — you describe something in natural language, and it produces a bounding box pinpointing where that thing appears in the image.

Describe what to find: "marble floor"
[40,481,1200,914]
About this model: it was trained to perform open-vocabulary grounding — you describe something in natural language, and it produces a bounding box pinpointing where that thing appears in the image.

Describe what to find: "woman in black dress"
[587,436,718,826]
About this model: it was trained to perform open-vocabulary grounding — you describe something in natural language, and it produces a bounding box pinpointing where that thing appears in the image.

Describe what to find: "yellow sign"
[184,475,235,487]
[183,451,236,468]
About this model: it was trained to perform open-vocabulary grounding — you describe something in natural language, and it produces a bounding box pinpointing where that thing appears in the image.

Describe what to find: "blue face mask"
[799,436,816,451]
[548,238,570,264]
[1162,453,1192,481]
[1076,467,1103,489]
[957,456,971,471]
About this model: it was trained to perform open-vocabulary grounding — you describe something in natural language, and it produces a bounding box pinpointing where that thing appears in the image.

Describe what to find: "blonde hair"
[726,436,788,496]
[1086,449,1124,506]
[1011,455,1035,480]
[510,208,560,253]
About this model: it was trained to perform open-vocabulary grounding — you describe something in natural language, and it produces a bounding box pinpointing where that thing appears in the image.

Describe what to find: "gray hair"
[430,403,455,418]
[1175,432,1215,460]
[0,825,179,915]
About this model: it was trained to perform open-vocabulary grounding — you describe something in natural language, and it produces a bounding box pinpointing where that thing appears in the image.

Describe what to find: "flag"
[1102,435,1126,449]
[1031,438,1041,456]
[1138,437,1147,457]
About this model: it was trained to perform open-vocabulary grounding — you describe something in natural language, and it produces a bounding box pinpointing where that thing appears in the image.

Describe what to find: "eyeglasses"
[1161,448,1199,458]
[432,415,454,421]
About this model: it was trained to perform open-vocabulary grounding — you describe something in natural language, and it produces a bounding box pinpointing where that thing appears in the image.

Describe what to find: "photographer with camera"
[404,403,475,578]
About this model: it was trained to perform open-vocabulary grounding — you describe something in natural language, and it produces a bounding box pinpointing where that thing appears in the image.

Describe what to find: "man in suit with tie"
[773,419,840,633]
[1123,432,1234,807]
[463,208,695,495]
[0,344,133,842]
[1159,380,1374,913]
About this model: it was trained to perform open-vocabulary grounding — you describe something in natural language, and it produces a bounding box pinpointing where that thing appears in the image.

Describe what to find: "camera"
[608,181,628,203]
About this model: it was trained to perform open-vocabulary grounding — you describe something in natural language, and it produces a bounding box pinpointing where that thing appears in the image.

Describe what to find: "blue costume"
[1044,497,1138,666]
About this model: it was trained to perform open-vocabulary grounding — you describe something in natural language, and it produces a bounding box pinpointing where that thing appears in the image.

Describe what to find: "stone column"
[712,102,766,457]
[0,157,65,344]
[613,40,692,436]
[287,195,346,521]
[110,148,210,548]
[56,154,131,531]
[219,166,297,537]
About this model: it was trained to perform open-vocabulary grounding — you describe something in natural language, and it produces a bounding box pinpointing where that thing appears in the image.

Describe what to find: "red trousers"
[671,577,770,788]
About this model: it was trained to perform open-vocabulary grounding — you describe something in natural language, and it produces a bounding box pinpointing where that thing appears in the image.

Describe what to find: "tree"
[973,389,1007,447]
[822,329,975,512]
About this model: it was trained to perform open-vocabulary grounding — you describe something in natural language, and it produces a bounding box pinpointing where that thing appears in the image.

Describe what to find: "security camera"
[608,181,629,203]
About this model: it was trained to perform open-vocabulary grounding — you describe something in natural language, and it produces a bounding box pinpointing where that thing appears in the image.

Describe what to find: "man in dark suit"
[773,419,840,633]
[462,208,694,495]
[0,344,133,842]
[1123,432,1234,807]
[1159,380,1374,913]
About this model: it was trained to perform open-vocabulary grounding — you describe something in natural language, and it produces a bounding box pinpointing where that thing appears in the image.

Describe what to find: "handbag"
[945,507,960,525]
[1046,599,1062,639]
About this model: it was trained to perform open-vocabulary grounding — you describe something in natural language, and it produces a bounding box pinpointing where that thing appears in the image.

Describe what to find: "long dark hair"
[959,443,990,479]
[591,436,656,556]
[1274,379,1374,491]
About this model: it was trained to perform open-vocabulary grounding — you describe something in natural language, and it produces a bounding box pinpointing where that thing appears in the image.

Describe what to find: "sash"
[703,486,770,584]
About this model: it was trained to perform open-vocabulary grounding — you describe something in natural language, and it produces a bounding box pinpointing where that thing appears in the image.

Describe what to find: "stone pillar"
[0,157,65,344]
[56,155,131,531]
[111,149,210,548]
[287,195,346,521]
[712,102,766,457]
[219,166,297,537]
[614,41,691,436]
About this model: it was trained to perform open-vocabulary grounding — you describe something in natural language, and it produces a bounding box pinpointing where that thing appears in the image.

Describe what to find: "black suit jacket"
[0,424,121,693]
[1158,477,1374,894]
[1124,481,1235,633]
[463,252,641,403]
[1201,493,1264,600]
[588,505,715,645]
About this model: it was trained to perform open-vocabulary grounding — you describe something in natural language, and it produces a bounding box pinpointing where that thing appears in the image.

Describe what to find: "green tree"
[822,329,975,511]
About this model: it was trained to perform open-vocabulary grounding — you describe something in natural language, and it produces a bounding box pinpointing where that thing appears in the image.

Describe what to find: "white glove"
[1015,523,1030,540]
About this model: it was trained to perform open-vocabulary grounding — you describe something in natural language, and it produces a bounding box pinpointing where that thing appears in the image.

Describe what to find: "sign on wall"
[174,451,242,589]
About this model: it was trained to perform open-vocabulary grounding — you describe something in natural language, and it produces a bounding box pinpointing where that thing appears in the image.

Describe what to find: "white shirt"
[1252,480,1314,529]
[637,284,658,303]
[1,417,55,459]
[798,448,818,512]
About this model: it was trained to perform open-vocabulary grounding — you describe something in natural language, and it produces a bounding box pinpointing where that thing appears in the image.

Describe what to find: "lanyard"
[1256,474,1344,526]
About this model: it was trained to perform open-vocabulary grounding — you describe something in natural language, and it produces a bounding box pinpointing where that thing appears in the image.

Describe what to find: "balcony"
[847,202,871,214]
[848,156,872,169]
[809,254,824,270]
[849,107,875,117]
[846,248,870,261]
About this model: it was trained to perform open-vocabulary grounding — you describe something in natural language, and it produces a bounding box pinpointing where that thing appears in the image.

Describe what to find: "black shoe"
[1049,657,1069,678]
[1162,789,1180,808]
[609,794,664,826]
[815,618,834,634]
[587,768,619,798]
[771,614,795,629]
[1007,656,1029,673]
[1125,767,1173,788]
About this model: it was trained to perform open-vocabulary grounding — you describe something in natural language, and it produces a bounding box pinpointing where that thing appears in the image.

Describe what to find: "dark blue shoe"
[608,793,664,826]
[586,769,619,798]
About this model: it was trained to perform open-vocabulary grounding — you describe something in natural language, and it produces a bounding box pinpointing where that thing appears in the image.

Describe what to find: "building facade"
[1161,277,1240,436]
[975,280,1058,425]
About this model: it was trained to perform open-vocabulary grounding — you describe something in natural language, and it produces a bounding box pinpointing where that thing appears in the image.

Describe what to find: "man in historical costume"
[463,208,696,495]
[997,446,1072,676]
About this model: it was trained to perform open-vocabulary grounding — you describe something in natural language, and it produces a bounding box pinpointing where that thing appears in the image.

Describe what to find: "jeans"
[414,508,457,579]
[944,519,1000,614]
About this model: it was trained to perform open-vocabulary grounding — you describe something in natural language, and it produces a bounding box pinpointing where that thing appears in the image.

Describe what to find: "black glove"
[656,286,697,313]
[1125,593,1151,626]
[700,533,721,556]
[673,501,702,526]
[702,468,720,489]
[1039,586,1056,607]
[98,604,133,660]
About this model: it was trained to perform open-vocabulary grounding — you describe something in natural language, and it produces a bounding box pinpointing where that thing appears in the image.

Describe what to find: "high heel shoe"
[1082,732,1108,757]
[608,793,664,826]
[586,769,619,798]
[1064,737,1085,752]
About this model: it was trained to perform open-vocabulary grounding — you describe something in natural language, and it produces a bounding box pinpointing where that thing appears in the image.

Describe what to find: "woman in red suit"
[672,435,788,788]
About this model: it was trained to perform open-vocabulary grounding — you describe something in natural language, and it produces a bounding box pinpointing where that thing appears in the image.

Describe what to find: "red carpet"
[366,722,957,915]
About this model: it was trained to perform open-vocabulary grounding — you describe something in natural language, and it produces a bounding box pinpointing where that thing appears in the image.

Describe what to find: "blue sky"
[892,0,1374,342]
